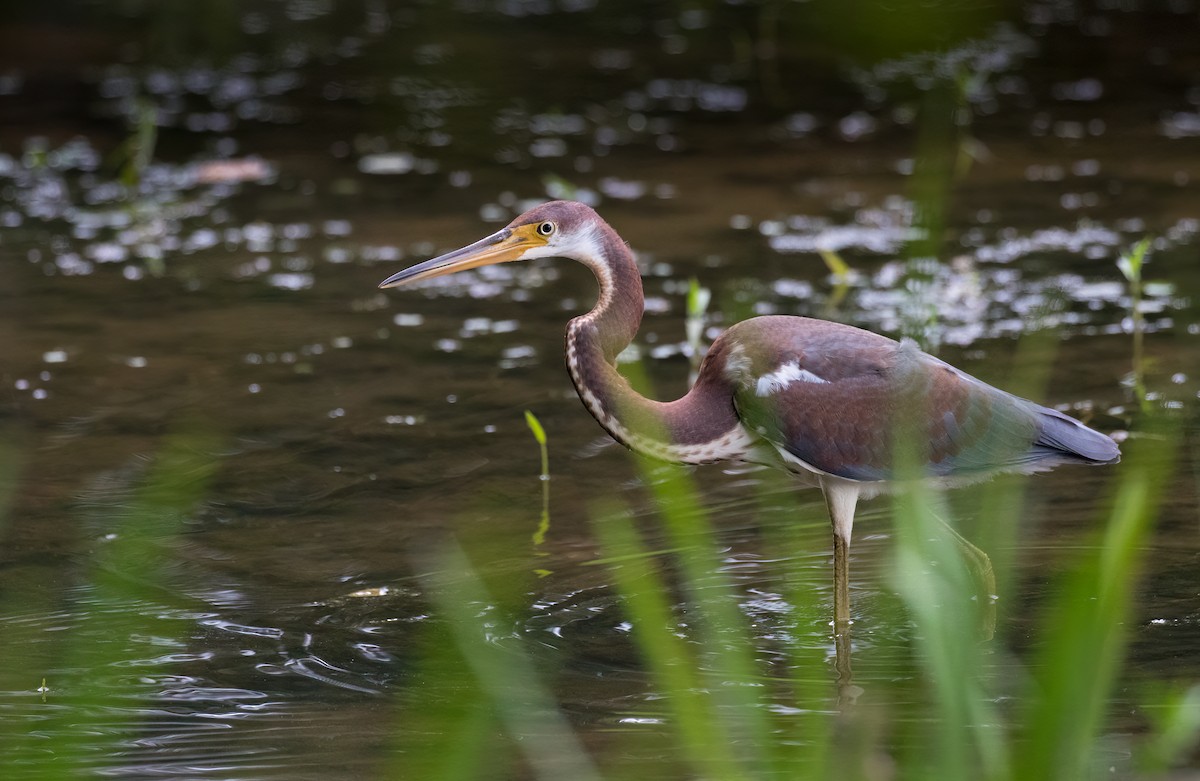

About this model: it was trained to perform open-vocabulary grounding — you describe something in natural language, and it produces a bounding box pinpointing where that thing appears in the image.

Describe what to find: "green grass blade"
[1,431,219,776]
[1139,684,1200,773]
[593,501,746,781]
[633,456,781,774]
[889,380,1009,780]
[524,410,552,549]
[817,249,851,280]
[426,543,603,781]
[1016,418,1178,781]
[891,485,1008,781]
[387,621,502,781]
[755,492,837,775]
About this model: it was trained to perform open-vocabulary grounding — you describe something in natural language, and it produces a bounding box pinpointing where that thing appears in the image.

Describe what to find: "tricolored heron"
[379,200,1120,633]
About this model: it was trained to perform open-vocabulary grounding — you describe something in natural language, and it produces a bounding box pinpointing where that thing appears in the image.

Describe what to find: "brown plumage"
[379,200,1120,636]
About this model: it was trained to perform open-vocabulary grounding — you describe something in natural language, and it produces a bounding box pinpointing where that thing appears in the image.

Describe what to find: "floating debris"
[193,158,274,184]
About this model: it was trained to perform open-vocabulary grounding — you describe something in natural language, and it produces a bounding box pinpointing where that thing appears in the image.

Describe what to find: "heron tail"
[1034,407,1121,464]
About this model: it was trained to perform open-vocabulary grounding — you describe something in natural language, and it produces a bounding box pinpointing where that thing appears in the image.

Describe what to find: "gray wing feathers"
[1034,407,1121,464]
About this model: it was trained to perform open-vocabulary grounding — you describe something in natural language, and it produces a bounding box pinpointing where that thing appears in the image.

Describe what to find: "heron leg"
[823,482,859,698]
[822,481,860,699]
[832,530,855,701]
[833,532,851,628]
[822,481,860,630]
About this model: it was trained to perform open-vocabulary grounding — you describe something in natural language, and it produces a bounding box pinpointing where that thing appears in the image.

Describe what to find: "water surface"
[1,2,1198,777]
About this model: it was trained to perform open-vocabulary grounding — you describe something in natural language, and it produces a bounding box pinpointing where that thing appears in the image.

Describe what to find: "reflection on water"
[1,0,1199,777]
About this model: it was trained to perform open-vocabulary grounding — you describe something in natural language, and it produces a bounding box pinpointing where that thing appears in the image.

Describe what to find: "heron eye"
[537,221,556,236]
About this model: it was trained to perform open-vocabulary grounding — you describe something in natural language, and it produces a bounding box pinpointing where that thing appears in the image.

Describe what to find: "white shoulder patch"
[722,343,753,384]
[755,361,829,397]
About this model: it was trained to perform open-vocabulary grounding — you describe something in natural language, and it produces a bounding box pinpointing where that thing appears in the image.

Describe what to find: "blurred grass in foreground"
[0,431,219,777]
[395,401,1197,780]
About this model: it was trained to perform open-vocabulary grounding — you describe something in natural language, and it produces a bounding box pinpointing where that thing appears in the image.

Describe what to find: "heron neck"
[571,223,644,362]
[565,230,746,463]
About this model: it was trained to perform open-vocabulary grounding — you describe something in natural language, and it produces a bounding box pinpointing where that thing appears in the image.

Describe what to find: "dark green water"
[1,1,1198,777]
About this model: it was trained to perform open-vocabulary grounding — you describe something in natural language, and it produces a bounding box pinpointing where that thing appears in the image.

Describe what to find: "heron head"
[378,200,603,288]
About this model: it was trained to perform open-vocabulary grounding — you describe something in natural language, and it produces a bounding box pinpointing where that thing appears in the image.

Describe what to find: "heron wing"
[722,317,1064,482]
